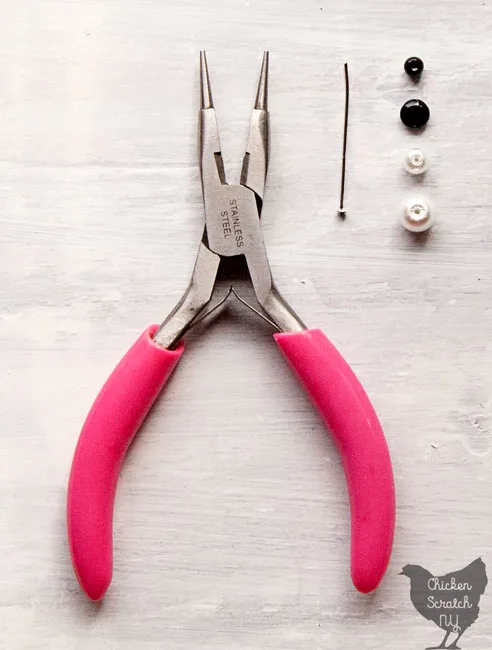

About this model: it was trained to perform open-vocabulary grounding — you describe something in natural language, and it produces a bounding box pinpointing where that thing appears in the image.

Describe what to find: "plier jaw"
[154,50,305,350]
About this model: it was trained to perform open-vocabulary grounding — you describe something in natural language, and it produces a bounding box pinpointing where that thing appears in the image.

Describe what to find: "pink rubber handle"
[274,329,395,593]
[67,325,183,601]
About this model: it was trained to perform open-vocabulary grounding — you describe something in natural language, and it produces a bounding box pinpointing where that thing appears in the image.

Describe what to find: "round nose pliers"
[67,52,395,602]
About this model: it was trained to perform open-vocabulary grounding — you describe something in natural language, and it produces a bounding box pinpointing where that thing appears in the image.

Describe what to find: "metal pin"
[338,62,350,217]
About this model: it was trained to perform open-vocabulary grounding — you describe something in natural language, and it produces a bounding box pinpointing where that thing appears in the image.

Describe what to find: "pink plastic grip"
[274,329,395,593]
[67,325,183,601]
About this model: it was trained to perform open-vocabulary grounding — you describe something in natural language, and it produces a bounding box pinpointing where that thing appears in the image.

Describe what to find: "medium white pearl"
[402,198,433,233]
[404,149,428,175]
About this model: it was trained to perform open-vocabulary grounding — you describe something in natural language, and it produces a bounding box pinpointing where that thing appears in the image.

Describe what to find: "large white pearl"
[404,149,428,175]
[402,198,433,233]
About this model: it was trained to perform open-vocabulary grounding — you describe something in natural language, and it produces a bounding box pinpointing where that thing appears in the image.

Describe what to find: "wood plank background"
[1,0,491,648]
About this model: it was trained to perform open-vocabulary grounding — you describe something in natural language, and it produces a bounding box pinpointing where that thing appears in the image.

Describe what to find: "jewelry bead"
[404,57,424,77]
[402,198,433,233]
[400,99,430,129]
[404,149,428,175]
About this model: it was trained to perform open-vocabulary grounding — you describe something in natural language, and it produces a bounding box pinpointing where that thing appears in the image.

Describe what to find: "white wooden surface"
[1,0,492,648]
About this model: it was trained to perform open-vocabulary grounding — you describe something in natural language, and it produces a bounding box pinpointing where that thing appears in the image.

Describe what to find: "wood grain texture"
[1,0,492,648]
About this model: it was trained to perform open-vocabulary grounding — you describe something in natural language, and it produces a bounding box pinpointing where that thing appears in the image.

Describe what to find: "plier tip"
[199,50,214,110]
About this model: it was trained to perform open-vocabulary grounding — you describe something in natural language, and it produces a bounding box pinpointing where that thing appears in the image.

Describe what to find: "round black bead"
[400,99,430,129]
[404,57,424,77]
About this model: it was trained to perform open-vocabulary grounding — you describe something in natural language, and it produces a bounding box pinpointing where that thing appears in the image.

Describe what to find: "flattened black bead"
[400,99,430,129]
[404,57,424,77]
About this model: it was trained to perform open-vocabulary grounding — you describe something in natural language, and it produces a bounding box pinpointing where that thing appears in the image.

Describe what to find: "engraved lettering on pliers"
[229,199,244,247]
[221,211,232,238]
[220,199,244,247]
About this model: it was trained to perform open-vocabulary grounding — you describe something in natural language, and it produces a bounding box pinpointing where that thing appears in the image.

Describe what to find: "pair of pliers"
[67,52,395,602]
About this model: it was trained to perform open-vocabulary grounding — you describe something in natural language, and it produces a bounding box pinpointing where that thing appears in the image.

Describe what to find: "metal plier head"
[154,52,305,349]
